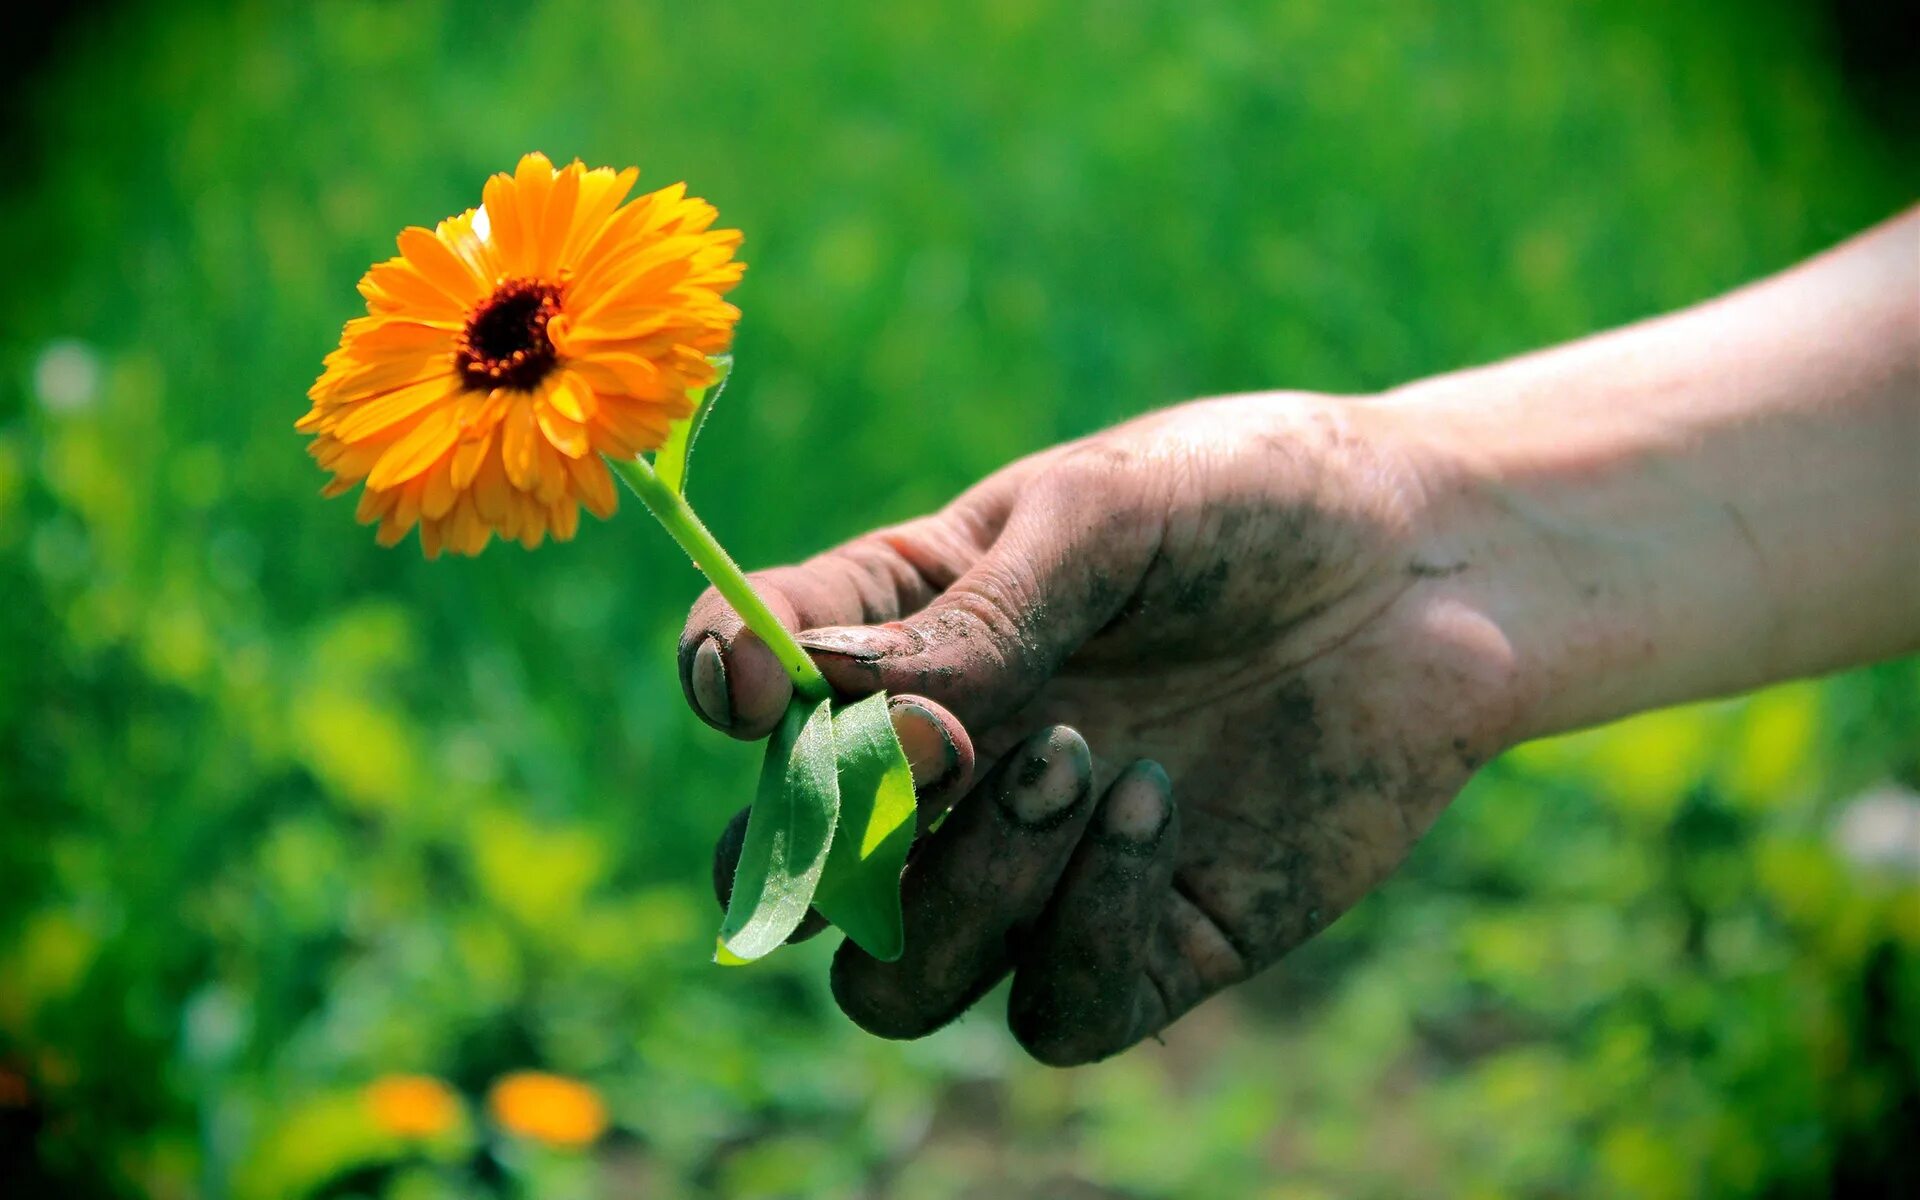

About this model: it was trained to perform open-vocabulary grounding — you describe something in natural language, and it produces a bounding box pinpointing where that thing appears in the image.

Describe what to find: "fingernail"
[889,698,956,790]
[797,625,913,662]
[1098,760,1172,847]
[999,727,1092,828]
[690,635,731,727]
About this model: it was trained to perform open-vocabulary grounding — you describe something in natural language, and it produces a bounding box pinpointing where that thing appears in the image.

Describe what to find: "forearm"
[1384,209,1919,741]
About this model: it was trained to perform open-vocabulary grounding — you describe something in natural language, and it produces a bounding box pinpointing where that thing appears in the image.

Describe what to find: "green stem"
[607,454,831,703]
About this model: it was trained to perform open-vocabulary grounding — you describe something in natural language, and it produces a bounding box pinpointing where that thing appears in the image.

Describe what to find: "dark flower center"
[456,279,562,391]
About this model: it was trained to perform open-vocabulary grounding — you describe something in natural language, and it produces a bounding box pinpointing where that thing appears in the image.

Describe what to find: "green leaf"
[716,695,838,963]
[653,353,732,496]
[811,693,918,961]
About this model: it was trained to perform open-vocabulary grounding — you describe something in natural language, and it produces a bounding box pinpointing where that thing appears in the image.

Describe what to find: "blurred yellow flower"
[299,151,745,557]
[364,1074,460,1139]
[487,1070,608,1148]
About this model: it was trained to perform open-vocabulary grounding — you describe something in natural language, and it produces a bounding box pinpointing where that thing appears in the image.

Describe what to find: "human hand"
[686,391,1529,1064]
[690,212,1920,1065]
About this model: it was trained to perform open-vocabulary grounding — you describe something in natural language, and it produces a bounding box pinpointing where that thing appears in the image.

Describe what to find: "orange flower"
[364,1074,461,1139]
[486,1070,608,1148]
[299,152,745,557]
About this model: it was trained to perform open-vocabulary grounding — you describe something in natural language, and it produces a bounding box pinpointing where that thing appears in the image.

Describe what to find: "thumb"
[794,481,1156,729]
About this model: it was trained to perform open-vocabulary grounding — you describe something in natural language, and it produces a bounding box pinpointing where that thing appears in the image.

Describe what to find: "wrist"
[1376,212,1920,743]
[1381,379,1773,744]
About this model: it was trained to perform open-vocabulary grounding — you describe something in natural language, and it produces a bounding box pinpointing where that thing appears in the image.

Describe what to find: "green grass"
[2,1,1915,1196]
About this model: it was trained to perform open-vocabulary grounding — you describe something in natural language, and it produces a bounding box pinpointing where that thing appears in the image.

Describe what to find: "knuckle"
[684,581,733,628]
[942,568,1034,644]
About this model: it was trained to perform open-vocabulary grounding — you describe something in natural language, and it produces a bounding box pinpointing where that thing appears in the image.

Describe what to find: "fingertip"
[998,725,1093,829]
[830,940,922,1040]
[830,936,977,1041]
[718,628,793,740]
[1097,759,1175,848]
[681,581,804,740]
[804,643,886,698]
[1005,759,1179,1067]
[887,694,975,814]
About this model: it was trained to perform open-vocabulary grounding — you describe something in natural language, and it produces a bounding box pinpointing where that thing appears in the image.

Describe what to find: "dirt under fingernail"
[1002,729,1090,827]
[1100,762,1172,844]
[889,700,954,788]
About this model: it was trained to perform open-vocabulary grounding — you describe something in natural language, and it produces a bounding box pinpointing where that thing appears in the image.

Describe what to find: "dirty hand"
[687,212,1918,1065]
[684,391,1524,1064]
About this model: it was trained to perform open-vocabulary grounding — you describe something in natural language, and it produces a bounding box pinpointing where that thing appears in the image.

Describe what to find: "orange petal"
[421,458,458,519]
[568,353,664,399]
[450,429,493,489]
[569,187,665,266]
[333,376,464,442]
[561,167,639,267]
[497,483,525,539]
[359,258,467,320]
[472,438,513,523]
[531,436,568,503]
[340,324,457,370]
[391,477,425,534]
[565,183,686,300]
[535,162,581,278]
[483,172,526,275]
[311,352,453,406]
[449,494,488,556]
[546,370,597,421]
[397,226,484,306]
[516,493,548,549]
[566,452,617,518]
[536,402,589,458]
[549,497,580,542]
[367,408,460,490]
[356,485,399,524]
[564,308,675,345]
[501,395,541,491]
[438,208,499,285]
[592,398,674,457]
[314,436,384,481]
[570,236,708,324]
[514,153,556,266]
[376,502,414,547]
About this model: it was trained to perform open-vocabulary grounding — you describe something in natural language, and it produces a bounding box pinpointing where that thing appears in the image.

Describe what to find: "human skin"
[686,209,1919,1066]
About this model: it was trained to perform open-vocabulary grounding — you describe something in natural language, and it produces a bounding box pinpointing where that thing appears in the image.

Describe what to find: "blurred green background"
[3,1,1917,1196]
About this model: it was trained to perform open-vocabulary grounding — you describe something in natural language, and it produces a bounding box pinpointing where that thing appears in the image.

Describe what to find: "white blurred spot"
[474,204,492,242]
[1833,786,1920,876]
[182,985,248,1067]
[34,340,101,414]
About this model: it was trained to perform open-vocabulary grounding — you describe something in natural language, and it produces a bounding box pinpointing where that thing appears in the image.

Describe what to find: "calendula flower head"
[364,1074,461,1139]
[486,1070,608,1148]
[299,152,745,557]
